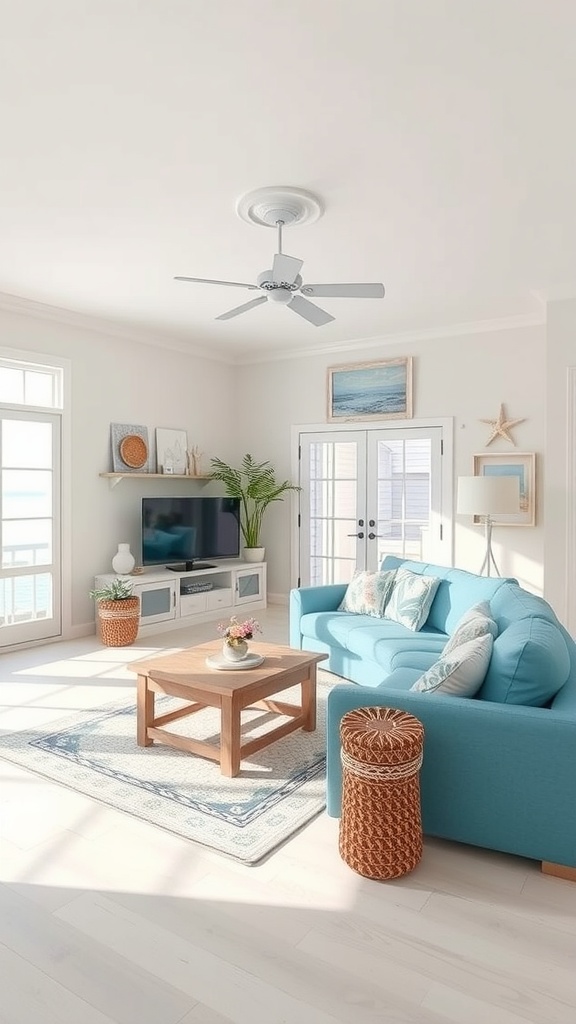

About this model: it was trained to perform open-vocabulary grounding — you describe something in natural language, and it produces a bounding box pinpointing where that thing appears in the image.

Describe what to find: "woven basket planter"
[96,597,140,647]
[339,706,424,880]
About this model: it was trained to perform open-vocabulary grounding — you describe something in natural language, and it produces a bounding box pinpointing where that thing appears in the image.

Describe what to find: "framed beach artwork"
[155,428,188,475]
[327,357,413,422]
[473,452,536,526]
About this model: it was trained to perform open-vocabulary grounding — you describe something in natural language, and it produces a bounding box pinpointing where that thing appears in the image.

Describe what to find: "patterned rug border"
[0,687,330,865]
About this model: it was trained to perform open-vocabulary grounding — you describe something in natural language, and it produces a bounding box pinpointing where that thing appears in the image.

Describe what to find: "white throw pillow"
[410,633,494,697]
[385,568,441,631]
[442,600,498,657]
[338,569,397,618]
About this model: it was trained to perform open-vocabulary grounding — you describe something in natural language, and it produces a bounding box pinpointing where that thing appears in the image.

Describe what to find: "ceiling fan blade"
[272,253,304,285]
[300,283,385,298]
[174,276,258,289]
[215,296,268,321]
[287,294,335,326]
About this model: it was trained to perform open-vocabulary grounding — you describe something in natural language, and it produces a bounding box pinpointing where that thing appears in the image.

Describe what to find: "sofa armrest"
[326,678,576,866]
[289,584,347,648]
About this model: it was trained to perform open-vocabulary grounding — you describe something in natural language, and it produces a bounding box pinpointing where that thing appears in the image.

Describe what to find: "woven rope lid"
[119,434,148,469]
[340,707,424,766]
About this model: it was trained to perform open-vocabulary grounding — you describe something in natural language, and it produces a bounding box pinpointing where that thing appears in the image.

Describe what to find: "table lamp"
[457,475,520,576]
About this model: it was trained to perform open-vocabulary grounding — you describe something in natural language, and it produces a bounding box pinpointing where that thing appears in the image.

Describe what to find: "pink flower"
[217,615,261,645]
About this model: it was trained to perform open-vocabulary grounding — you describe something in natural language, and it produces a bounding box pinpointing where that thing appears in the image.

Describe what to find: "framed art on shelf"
[473,452,536,526]
[327,357,413,422]
[110,423,151,473]
[155,428,188,474]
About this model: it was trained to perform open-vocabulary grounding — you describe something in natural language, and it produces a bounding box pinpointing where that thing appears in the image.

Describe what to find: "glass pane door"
[298,426,444,586]
[300,433,367,586]
[0,411,61,646]
[368,429,439,567]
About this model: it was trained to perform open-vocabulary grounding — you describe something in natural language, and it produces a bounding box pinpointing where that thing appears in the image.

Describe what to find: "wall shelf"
[99,472,212,489]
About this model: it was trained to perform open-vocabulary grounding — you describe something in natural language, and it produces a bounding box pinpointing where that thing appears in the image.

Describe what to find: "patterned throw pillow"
[384,568,440,631]
[338,569,397,618]
[442,601,498,658]
[410,633,494,697]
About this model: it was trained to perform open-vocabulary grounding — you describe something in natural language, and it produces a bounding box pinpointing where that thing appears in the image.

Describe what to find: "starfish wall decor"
[480,404,526,446]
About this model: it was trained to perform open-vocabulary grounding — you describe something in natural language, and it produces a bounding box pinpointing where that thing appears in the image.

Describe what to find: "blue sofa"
[290,556,576,877]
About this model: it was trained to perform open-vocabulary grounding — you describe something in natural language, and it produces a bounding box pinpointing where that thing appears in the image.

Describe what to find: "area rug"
[0,679,333,865]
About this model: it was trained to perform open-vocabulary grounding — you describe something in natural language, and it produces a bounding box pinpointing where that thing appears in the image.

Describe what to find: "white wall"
[236,324,546,600]
[0,308,236,633]
[0,306,552,635]
[545,297,576,626]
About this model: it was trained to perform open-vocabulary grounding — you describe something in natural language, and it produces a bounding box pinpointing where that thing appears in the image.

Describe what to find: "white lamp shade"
[457,475,520,516]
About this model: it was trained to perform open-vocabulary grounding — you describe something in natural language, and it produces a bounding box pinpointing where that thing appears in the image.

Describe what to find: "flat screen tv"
[141,496,240,571]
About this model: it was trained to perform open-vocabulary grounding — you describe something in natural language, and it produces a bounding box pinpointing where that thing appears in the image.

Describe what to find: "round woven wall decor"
[119,434,148,469]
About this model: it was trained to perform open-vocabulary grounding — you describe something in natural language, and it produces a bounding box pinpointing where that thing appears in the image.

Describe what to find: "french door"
[0,409,62,645]
[298,425,448,587]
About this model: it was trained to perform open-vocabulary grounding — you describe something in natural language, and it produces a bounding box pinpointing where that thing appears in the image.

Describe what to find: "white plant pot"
[222,640,248,662]
[243,547,265,563]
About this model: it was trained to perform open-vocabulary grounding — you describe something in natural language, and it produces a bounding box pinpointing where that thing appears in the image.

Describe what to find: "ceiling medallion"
[480,404,526,446]
[235,186,324,228]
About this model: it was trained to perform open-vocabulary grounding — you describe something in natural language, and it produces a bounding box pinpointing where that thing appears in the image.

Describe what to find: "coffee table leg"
[137,674,154,746]
[302,668,317,732]
[221,694,241,777]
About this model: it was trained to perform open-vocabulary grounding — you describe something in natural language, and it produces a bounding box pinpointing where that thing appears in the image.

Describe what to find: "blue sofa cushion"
[380,557,516,633]
[480,617,571,706]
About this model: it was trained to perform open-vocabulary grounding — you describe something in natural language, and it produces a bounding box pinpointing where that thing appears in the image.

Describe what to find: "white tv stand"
[94,560,266,638]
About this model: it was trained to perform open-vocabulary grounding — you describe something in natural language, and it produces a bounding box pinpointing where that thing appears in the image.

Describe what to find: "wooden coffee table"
[129,640,327,777]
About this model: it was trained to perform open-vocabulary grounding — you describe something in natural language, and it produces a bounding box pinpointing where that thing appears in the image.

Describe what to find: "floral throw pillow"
[338,569,397,618]
[442,601,498,658]
[410,633,494,697]
[384,568,441,631]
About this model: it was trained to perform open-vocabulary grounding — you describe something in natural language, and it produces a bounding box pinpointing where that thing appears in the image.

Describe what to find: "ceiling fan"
[174,186,385,327]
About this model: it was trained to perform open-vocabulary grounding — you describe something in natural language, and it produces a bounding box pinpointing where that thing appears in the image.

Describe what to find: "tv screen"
[141,496,240,571]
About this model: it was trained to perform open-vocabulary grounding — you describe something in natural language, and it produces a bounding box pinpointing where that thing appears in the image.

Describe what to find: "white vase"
[112,543,135,575]
[243,547,265,563]
[222,639,248,662]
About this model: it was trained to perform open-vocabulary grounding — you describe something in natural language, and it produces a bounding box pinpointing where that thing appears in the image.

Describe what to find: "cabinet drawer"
[179,593,208,616]
[206,588,233,610]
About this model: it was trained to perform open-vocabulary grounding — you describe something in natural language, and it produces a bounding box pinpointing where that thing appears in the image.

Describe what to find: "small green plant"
[90,578,135,602]
[210,453,300,548]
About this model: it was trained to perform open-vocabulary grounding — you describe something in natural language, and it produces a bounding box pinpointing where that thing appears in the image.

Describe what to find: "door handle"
[348,531,365,539]
[368,532,382,540]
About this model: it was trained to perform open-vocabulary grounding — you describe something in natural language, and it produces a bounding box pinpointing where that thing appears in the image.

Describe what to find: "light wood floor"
[1,607,575,1024]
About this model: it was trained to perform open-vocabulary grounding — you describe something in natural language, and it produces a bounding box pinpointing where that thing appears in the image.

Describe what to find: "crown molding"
[0,289,546,368]
[0,290,230,364]
[235,311,547,365]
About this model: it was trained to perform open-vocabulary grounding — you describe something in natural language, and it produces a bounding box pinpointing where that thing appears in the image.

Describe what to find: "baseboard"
[267,593,289,606]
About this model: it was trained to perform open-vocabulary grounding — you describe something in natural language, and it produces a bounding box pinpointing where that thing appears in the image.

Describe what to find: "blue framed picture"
[473,452,536,525]
[327,357,413,422]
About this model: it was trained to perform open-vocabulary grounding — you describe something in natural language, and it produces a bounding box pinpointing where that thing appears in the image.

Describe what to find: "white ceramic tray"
[205,652,265,671]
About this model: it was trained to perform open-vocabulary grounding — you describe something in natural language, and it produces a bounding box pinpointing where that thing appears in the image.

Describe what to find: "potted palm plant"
[210,453,300,562]
[90,577,140,647]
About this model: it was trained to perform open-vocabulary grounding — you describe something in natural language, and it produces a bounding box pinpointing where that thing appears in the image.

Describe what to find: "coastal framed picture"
[327,357,413,422]
[472,452,536,526]
[155,427,188,474]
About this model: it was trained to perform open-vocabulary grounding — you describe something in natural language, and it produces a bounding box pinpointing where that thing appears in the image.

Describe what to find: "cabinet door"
[234,567,263,605]
[133,580,177,625]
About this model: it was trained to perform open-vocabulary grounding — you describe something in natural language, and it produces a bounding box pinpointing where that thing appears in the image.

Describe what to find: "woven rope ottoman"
[339,706,425,879]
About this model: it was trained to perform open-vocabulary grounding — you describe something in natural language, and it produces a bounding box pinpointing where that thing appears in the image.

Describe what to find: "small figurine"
[187,445,203,476]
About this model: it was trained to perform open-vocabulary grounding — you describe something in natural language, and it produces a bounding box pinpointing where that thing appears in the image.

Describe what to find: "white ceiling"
[1,1,574,362]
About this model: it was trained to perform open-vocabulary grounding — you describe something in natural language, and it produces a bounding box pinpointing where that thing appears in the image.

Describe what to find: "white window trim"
[0,346,72,642]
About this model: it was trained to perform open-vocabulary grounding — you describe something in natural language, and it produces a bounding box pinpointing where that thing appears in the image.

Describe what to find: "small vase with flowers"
[217,615,261,662]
